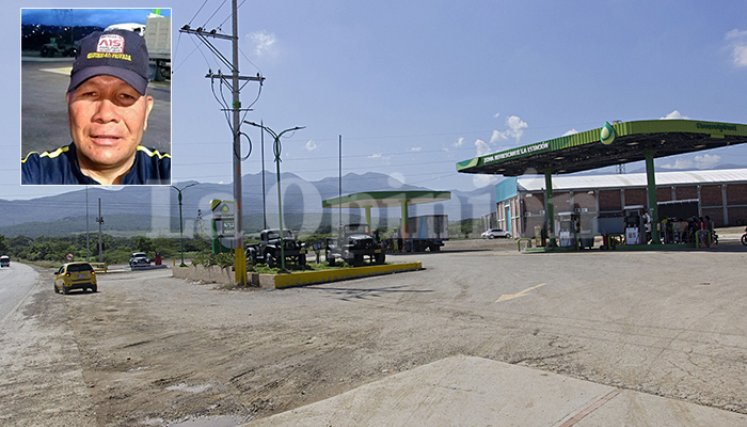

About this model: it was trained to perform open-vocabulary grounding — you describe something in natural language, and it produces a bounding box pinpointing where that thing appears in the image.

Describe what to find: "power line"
[202,0,228,29]
[188,0,211,25]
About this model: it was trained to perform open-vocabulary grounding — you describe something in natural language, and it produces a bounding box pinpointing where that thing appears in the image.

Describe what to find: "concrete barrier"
[272,262,423,289]
[172,265,235,285]
[172,262,423,289]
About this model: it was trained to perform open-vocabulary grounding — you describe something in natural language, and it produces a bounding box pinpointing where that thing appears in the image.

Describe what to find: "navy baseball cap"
[68,29,150,95]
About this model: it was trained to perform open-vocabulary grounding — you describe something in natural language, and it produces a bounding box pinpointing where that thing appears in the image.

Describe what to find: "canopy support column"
[544,171,556,247]
[645,150,661,244]
[400,200,409,240]
[365,206,372,229]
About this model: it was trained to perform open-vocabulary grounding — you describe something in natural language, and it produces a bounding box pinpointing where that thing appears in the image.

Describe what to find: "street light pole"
[171,183,198,267]
[244,121,304,272]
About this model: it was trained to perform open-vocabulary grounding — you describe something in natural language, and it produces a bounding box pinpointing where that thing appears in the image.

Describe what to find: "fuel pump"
[623,205,643,245]
[557,212,579,248]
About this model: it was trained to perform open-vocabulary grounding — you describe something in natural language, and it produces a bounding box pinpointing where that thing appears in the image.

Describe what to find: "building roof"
[514,169,747,193]
[456,120,747,176]
[322,191,451,208]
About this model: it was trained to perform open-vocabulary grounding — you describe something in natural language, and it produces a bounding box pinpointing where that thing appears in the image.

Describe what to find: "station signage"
[695,122,737,132]
[483,142,549,164]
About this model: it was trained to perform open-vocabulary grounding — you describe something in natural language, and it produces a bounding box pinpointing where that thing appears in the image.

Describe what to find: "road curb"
[271,262,423,289]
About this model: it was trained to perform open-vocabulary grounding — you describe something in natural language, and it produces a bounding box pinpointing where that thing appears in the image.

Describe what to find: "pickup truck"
[246,229,306,269]
[326,224,385,267]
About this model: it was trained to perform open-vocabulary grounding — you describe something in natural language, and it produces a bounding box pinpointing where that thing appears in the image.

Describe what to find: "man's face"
[68,75,154,171]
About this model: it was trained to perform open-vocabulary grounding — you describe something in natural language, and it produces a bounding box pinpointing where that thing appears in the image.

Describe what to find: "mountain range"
[0,172,495,237]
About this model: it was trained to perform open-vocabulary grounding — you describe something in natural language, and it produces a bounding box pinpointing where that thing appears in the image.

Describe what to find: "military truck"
[326,224,385,267]
[246,229,307,268]
[39,37,77,57]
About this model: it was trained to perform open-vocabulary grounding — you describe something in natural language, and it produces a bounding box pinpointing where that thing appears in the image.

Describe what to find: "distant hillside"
[0,172,495,237]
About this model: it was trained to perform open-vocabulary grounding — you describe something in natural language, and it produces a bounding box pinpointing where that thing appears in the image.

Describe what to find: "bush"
[191,251,234,269]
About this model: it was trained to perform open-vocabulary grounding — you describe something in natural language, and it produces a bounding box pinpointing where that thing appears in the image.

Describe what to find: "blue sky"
[5,0,747,200]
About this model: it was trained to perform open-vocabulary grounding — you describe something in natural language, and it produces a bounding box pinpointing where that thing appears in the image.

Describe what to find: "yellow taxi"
[54,262,97,294]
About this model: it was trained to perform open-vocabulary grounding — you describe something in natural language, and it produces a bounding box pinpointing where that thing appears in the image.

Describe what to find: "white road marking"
[40,66,72,76]
[495,282,546,303]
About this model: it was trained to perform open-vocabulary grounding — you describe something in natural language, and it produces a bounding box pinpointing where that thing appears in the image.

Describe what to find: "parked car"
[0,255,10,267]
[129,252,151,268]
[481,228,512,239]
[54,262,97,294]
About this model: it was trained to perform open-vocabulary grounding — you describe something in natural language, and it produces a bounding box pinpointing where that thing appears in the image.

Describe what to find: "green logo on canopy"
[600,122,616,145]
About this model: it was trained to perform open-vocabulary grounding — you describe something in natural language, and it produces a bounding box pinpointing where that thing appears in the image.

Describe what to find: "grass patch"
[250,261,387,275]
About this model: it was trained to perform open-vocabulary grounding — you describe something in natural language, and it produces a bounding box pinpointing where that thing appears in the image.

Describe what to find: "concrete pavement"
[248,355,747,426]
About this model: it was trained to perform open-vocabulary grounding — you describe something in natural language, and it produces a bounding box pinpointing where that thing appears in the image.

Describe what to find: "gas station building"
[494,169,747,239]
[457,119,747,246]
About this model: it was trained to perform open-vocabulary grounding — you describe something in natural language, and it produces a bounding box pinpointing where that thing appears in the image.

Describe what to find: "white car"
[129,252,151,268]
[481,228,511,239]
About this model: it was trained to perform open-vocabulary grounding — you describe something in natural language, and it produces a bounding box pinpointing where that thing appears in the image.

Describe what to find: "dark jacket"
[22,143,170,185]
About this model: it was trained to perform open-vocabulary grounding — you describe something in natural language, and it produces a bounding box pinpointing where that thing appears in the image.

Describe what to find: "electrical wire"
[238,45,263,77]
[202,0,228,29]
[188,0,211,25]
[217,0,249,30]
[188,35,216,72]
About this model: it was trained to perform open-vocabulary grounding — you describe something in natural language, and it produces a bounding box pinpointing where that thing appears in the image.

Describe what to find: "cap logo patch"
[97,34,125,53]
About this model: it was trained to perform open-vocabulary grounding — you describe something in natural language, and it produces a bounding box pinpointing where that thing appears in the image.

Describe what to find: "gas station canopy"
[322,191,451,208]
[456,120,747,176]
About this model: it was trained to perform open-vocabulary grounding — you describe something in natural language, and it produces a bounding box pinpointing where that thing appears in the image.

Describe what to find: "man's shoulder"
[22,146,71,163]
[128,146,171,185]
[21,146,78,185]
[136,146,171,161]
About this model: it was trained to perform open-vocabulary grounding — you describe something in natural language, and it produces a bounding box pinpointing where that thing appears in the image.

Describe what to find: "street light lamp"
[171,183,198,267]
[244,121,304,272]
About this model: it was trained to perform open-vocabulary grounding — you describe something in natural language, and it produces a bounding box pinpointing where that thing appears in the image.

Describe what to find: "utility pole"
[244,121,305,272]
[261,119,267,230]
[338,135,342,237]
[85,186,90,260]
[172,183,197,267]
[96,198,104,262]
[180,1,264,285]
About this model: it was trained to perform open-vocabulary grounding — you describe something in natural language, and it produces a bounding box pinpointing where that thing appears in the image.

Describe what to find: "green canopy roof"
[322,191,451,208]
[456,119,747,176]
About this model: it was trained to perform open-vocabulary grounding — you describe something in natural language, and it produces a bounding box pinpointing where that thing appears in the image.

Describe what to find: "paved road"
[0,263,38,323]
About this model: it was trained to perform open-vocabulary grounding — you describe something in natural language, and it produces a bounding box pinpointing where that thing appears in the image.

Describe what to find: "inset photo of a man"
[21,8,172,186]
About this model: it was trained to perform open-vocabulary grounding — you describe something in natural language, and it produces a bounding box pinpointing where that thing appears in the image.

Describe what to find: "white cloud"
[660,110,689,120]
[494,112,501,119]
[726,29,747,40]
[368,153,391,162]
[562,129,578,136]
[249,31,277,57]
[694,154,721,169]
[490,129,507,144]
[475,139,491,156]
[505,115,528,141]
[410,146,422,152]
[660,154,720,170]
[454,137,465,148]
[305,140,317,151]
[487,114,528,144]
[661,159,694,170]
[725,29,747,68]
[733,45,747,67]
[473,174,499,189]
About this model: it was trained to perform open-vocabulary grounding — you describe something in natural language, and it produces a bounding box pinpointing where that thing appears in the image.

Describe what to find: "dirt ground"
[2,237,746,426]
